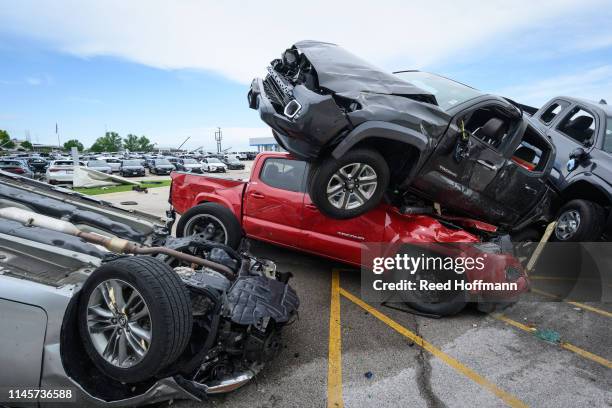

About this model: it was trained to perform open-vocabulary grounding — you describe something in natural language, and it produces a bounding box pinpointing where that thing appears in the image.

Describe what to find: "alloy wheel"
[326,162,378,210]
[86,279,152,368]
[555,209,581,240]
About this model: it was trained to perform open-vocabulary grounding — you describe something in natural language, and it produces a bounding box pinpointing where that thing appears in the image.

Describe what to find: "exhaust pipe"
[0,207,235,278]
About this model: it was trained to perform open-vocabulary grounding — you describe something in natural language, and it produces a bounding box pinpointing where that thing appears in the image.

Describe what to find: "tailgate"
[170,172,247,217]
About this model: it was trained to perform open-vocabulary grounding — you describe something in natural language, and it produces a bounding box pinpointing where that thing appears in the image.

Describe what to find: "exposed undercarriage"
[0,172,299,404]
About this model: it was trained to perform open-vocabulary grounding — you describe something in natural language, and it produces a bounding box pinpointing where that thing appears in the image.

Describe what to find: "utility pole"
[56,123,60,149]
[215,127,222,154]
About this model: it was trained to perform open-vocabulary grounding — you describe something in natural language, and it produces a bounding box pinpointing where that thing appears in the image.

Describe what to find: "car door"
[302,193,386,265]
[545,105,599,187]
[243,157,308,248]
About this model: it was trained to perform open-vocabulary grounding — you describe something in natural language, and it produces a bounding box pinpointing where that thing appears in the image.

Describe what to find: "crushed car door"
[243,157,307,248]
[459,103,523,224]
[495,123,553,217]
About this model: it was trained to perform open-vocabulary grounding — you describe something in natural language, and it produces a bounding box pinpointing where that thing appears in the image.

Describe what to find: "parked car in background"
[0,159,33,178]
[119,159,146,177]
[175,158,204,173]
[202,157,228,173]
[103,157,122,172]
[45,160,85,184]
[27,157,49,174]
[248,41,556,230]
[149,158,175,175]
[165,156,179,166]
[528,96,612,241]
[86,160,113,174]
[223,156,245,170]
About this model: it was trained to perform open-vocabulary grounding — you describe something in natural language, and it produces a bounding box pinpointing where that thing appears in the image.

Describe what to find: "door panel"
[301,194,385,265]
[243,158,307,247]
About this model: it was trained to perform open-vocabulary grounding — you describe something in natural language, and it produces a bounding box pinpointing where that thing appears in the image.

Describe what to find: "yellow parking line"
[531,288,612,318]
[492,314,612,369]
[530,275,612,289]
[327,270,343,408]
[340,288,528,408]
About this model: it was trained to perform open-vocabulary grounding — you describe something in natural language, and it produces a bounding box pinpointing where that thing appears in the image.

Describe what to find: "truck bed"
[170,172,247,218]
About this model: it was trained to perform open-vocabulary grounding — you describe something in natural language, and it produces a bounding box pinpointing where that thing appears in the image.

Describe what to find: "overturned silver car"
[0,171,299,406]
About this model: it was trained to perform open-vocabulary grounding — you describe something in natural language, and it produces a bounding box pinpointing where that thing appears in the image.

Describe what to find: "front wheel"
[554,199,606,242]
[308,148,390,219]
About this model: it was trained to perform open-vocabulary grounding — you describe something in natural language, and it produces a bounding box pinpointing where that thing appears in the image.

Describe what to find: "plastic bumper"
[248,77,350,161]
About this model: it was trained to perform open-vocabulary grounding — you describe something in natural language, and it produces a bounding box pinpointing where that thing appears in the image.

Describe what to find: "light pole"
[215,127,222,154]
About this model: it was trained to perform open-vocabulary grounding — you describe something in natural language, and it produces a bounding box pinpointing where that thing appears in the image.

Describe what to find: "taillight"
[8,167,24,174]
[49,168,62,172]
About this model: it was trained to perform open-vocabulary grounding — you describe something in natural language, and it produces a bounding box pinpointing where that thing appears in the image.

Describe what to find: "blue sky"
[1,1,611,150]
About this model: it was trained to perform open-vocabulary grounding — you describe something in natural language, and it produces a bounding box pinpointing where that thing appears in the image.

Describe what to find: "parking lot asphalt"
[98,188,612,408]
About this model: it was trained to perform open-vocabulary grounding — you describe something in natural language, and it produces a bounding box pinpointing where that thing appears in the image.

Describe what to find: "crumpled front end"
[248,41,439,161]
[162,237,299,398]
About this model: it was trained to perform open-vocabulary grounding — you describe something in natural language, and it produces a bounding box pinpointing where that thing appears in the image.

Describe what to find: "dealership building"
[249,136,283,153]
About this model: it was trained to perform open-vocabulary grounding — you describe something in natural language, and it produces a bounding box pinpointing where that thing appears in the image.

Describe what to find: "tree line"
[0,129,155,153]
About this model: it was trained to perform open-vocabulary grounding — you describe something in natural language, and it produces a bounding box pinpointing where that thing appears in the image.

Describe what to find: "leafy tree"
[123,134,154,152]
[90,131,122,152]
[0,129,15,149]
[20,140,33,150]
[63,139,84,152]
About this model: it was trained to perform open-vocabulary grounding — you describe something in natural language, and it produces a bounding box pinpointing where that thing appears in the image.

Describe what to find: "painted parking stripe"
[530,288,612,318]
[327,270,343,408]
[493,314,612,369]
[340,288,528,408]
[530,275,612,289]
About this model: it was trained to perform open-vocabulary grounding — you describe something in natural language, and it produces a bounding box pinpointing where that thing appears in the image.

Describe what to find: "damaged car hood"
[293,40,436,101]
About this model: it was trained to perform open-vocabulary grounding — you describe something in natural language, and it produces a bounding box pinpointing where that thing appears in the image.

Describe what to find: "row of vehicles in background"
[0,152,254,184]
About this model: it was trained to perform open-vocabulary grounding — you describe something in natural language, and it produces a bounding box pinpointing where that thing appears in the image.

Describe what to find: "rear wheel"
[309,148,389,219]
[176,202,243,249]
[554,199,605,242]
[78,257,192,383]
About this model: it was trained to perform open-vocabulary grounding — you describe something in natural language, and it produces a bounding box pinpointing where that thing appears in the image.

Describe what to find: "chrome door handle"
[477,160,497,171]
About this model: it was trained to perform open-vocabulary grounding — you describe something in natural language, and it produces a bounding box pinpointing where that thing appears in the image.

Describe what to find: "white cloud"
[0,0,600,83]
[495,65,612,107]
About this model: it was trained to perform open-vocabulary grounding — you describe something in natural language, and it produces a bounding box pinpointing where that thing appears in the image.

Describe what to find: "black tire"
[308,148,390,219]
[176,202,243,249]
[78,256,192,383]
[554,199,606,242]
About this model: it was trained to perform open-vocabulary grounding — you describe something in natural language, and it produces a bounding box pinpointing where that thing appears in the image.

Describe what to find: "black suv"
[530,97,612,241]
[249,41,556,232]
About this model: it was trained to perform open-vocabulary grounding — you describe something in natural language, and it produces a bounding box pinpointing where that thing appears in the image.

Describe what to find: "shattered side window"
[604,117,612,153]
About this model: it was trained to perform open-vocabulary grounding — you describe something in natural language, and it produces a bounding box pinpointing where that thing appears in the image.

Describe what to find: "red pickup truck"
[170,152,528,315]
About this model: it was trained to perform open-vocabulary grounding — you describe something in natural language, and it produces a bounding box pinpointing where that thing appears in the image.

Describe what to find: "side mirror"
[569,147,588,160]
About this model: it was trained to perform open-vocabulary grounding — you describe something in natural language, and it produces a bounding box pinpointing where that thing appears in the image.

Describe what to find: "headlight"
[210,166,216,170]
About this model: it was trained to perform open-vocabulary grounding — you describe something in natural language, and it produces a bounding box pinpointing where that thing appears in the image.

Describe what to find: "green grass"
[73,180,171,195]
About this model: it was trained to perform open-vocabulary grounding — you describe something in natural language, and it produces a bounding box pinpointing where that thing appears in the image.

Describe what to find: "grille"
[263,76,290,113]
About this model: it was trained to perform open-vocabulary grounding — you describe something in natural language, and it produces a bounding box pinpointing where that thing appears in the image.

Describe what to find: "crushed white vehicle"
[0,171,299,406]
